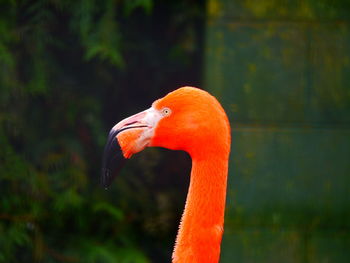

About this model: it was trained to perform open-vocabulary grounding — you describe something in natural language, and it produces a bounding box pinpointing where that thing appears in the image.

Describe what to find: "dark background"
[0,0,204,262]
[1,0,349,262]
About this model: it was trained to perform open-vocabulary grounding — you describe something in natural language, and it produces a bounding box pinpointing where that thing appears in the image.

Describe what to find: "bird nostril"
[125,121,138,126]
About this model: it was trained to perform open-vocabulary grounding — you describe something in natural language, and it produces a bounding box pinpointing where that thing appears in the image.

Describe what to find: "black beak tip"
[101,129,127,188]
[100,168,113,189]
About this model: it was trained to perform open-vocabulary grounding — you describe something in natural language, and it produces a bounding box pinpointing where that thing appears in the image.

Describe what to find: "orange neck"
[172,155,228,263]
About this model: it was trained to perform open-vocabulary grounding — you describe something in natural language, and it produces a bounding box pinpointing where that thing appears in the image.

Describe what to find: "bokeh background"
[0,0,349,262]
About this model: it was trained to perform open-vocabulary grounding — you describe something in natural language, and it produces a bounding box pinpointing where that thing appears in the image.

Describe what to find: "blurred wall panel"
[204,1,350,262]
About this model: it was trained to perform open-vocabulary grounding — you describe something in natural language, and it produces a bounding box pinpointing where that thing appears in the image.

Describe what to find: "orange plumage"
[102,87,231,262]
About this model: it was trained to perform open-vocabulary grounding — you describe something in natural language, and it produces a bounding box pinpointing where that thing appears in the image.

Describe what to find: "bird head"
[101,86,230,187]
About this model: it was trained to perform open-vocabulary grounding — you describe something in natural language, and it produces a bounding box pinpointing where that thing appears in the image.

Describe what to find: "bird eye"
[161,107,171,116]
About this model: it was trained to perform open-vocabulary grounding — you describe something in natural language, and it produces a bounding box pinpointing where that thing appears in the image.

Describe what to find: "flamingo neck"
[172,155,228,263]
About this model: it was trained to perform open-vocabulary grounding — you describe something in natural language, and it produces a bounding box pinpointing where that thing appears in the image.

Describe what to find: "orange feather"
[151,87,231,262]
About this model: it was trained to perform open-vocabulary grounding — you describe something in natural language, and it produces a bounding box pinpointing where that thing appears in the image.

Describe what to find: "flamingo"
[102,87,231,263]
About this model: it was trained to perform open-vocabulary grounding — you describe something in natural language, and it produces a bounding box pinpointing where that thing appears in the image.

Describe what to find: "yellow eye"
[161,107,171,116]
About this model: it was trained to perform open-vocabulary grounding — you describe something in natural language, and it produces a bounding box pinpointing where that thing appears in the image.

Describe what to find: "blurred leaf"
[124,0,153,16]
[82,243,150,263]
[8,223,30,246]
[54,189,84,211]
[93,202,124,221]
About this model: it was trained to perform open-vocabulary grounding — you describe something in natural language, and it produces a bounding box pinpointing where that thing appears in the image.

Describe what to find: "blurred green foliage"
[0,0,203,262]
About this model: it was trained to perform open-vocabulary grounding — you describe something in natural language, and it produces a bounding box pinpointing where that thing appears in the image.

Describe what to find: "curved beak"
[101,127,127,188]
[101,108,159,188]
